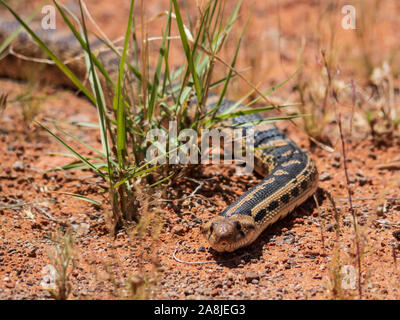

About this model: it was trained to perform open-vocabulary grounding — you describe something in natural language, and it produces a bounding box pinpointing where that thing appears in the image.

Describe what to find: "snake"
[0,18,319,253]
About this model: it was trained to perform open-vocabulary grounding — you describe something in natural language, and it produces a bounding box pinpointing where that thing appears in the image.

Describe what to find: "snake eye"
[236,222,242,231]
[236,222,245,238]
[209,223,214,233]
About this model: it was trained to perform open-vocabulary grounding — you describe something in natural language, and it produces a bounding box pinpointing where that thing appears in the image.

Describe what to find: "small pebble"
[12,161,25,172]
[172,225,185,235]
[331,160,341,168]
[325,222,337,232]
[393,230,400,241]
[319,172,332,181]
[244,271,260,283]
[211,289,219,297]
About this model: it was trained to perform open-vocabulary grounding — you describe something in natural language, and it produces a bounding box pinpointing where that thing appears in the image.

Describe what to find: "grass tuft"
[46,229,76,300]
[1,0,299,235]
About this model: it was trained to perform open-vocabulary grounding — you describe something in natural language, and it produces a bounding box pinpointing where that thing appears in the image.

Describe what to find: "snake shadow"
[207,187,326,268]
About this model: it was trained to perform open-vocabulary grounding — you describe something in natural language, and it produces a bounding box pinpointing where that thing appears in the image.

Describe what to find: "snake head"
[201,215,257,252]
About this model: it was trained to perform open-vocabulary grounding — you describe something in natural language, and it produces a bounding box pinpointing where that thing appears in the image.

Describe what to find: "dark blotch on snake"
[268,200,279,212]
[281,193,290,204]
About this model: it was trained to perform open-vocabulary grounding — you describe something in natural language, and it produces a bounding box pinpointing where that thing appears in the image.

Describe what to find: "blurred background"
[2,0,400,143]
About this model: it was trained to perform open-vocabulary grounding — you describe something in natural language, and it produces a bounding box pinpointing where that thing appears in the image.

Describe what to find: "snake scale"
[0,18,319,253]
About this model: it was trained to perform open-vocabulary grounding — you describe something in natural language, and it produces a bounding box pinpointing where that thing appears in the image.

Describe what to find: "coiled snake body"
[0,19,319,253]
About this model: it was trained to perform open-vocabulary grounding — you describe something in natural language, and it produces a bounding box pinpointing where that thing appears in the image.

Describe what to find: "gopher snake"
[0,19,319,253]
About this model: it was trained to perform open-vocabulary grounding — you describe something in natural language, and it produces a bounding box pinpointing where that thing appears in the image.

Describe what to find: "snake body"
[201,97,318,252]
[0,18,318,253]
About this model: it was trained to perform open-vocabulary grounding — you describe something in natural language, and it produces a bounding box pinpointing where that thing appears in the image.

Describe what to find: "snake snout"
[203,215,256,252]
[213,221,236,240]
[208,220,245,252]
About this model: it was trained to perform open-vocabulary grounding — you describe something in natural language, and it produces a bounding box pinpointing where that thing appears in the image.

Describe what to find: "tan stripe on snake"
[0,19,319,253]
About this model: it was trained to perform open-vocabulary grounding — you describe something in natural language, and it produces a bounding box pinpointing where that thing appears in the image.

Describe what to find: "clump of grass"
[124,186,164,299]
[91,188,163,299]
[355,0,382,76]
[0,82,46,127]
[16,84,44,125]
[326,191,359,300]
[295,48,341,146]
[307,47,367,299]
[351,0,399,142]
[1,0,299,234]
[367,61,399,141]
[325,191,345,298]
[46,229,76,300]
[100,262,154,300]
[335,109,364,299]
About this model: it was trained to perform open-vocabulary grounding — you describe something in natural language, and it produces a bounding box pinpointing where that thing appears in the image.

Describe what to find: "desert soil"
[1,0,400,300]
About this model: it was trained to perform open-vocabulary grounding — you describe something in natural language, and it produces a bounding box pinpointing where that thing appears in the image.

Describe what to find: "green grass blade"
[53,0,114,88]
[113,0,135,168]
[247,69,299,107]
[35,121,106,179]
[224,114,309,128]
[213,31,243,116]
[54,192,102,206]
[44,118,100,128]
[148,1,173,120]
[172,0,202,104]
[148,172,174,188]
[0,0,96,104]
[0,9,38,54]
[49,121,111,161]
[214,103,299,121]
[76,0,112,165]
[48,160,108,172]
[113,164,162,189]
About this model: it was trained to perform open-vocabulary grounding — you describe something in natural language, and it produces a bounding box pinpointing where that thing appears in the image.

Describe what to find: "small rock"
[356,172,369,186]
[12,161,25,172]
[319,172,332,181]
[331,160,341,168]
[348,177,357,184]
[27,247,38,258]
[333,153,341,161]
[244,271,260,283]
[376,205,387,217]
[72,222,90,236]
[294,218,304,224]
[211,289,219,297]
[325,222,337,232]
[184,289,194,296]
[172,225,185,235]
[393,229,400,241]
[276,235,295,245]
[5,282,14,289]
